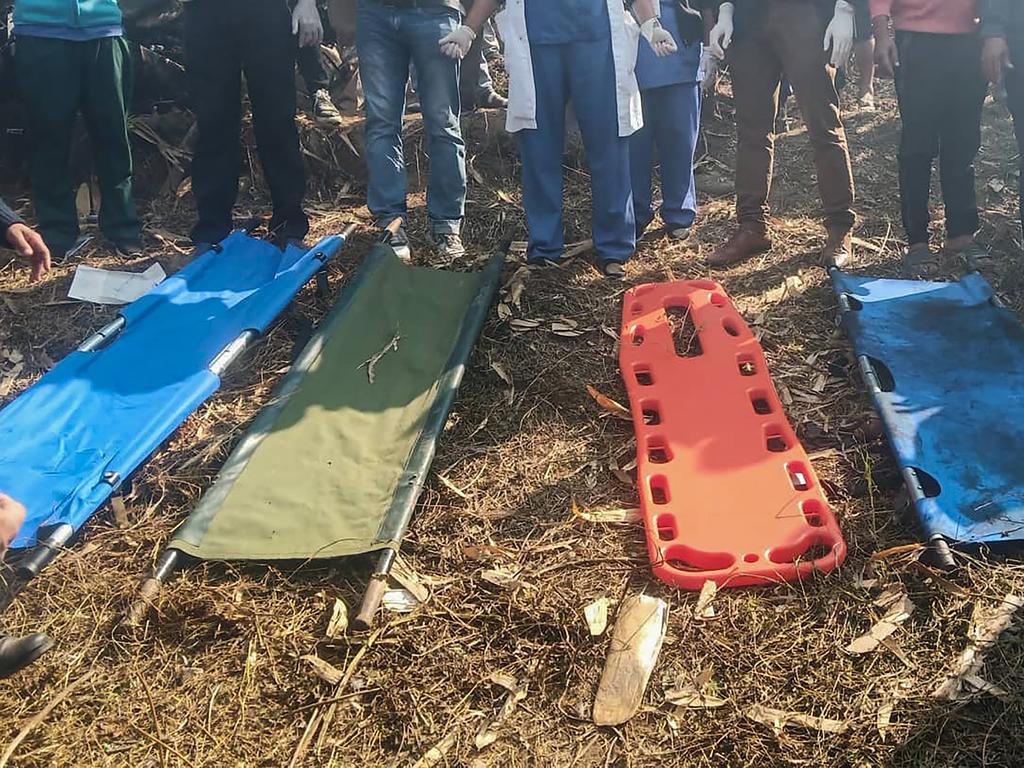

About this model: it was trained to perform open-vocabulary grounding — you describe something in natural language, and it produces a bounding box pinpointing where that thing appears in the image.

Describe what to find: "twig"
[137,670,167,768]
[357,329,400,384]
[0,670,94,767]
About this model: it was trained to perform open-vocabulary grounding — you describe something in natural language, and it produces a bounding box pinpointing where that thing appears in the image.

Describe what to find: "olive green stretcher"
[131,242,505,628]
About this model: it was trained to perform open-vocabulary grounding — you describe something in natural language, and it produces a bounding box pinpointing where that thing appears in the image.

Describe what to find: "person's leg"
[569,35,635,265]
[771,1,855,235]
[853,0,874,102]
[518,43,569,263]
[729,31,782,229]
[654,81,700,232]
[405,6,465,236]
[938,35,986,249]
[893,32,941,249]
[297,39,330,94]
[242,0,309,241]
[184,0,243,244]
[357,1,412,227]
[14,36,82,254]
[629,92,656,237]
[1008,66,1024,239]
[81,36,142,247]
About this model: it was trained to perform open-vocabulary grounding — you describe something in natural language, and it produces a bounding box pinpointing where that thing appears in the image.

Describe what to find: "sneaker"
[113,239,144,258]
[667,225,692,241]
[599,260,626,279]
[312,89,344,126]
[381,223,411,262]
[190,241,216,258]
[433,232,466,261]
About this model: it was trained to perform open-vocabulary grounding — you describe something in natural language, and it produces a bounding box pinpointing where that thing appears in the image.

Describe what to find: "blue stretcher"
[0,226,355,576]
[831,270,1024,556]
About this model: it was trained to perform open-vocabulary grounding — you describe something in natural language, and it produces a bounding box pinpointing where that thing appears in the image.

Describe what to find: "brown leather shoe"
[708,225,772,268]
[823,229,853,269]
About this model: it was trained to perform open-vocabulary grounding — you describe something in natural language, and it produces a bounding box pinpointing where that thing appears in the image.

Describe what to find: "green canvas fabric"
[170,246,485,561]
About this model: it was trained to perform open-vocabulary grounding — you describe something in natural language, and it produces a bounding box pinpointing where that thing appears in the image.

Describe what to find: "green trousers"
[15,35,140,254]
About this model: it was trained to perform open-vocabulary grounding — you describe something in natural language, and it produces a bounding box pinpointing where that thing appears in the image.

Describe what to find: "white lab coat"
[495,0,643,137]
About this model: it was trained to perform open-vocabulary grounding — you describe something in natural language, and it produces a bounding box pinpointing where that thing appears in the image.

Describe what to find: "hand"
[0,493,26,558]
[708,1,734,60]
[292,0,323,48]
[824,0,855,68]
[700,49,719,94]
[874,31,899,78]
[439,25,476,60]
[640,18,678,57]
[6,222,51,282]
[983,36,1014,84]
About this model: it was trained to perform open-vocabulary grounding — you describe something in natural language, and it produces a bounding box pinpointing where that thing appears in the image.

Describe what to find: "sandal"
[599,261,626,279]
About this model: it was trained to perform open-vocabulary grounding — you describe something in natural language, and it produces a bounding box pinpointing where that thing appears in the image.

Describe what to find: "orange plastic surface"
[619,280,846,589]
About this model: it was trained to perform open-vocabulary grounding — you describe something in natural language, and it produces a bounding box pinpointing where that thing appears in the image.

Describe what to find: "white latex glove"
[700,48,719,94]
[439,25,476,60]
[640,18,678,57]
[708,1,734,59]
[292,0,323,48]
[824,0,855,68]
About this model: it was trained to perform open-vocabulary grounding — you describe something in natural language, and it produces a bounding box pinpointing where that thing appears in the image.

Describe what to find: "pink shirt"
[870,0,978,34]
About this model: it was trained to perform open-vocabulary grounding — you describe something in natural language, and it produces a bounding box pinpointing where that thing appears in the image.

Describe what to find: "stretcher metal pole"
[830,266,957,570]
[352,240,509,631]
[125,224,358,625]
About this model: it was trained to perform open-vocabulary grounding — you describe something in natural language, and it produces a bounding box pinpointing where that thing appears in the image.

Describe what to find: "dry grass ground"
[0,73,1023,767]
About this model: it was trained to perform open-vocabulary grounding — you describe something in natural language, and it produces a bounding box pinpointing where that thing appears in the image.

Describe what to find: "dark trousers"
[1007,66,1024,239]
[894,32,985,245]
[15,35,140,254]
[459,28,494,106]
[184,0,308,244]
[297,44,329,94]
[729,0,855,231]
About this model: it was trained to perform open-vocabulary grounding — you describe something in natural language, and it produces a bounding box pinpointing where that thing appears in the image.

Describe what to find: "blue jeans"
[518,37,635,264]
[630,82,701,234]
[357,0,465,234]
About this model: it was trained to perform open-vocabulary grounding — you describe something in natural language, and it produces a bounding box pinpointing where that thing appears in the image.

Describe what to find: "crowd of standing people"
[1,0,1023,676]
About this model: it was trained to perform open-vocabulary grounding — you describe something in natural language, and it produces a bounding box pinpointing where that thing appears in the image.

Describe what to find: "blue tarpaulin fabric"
[832,270,1024,547]
[0,231,339,549]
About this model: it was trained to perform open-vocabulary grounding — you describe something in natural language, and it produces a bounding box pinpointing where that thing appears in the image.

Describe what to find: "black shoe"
[380,223,411,262]
[433,232,466,261]
[190,241,215,258]
[599,260,626,279]
[112,239,144,259]
[666,225,692,241]
[0,633,53,678]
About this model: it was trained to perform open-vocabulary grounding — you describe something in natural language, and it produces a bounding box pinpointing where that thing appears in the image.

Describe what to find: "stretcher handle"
[126,549,180,626]
[353,548,396,632]
[15,523,75,579]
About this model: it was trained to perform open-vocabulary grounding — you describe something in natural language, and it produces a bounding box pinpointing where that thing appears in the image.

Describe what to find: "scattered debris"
[391,556,431,604]
[324,598,348,639]
[382,589,420,614]
[585,384,632,421]
[694,580,718,620]
[933,593,1022,700]
[301,655,344,686]
[570,498,641,524]
[743,703,849,736]
[876,698,895,741]
[584,597,610,636]
[411,732,458,768]
[845,584,916,655]
[357,329,401,384]
[480,568,523,591]
[593,594,668,726]
[664,667,727,709]
[68,263,166,305]
[475,671,531,750]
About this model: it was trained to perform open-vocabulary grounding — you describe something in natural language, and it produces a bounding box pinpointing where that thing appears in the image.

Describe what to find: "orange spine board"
[618,280,847,589]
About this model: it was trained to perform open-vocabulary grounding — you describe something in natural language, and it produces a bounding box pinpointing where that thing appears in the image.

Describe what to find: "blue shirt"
[636,4,702,90]
[525,0,611,45]
[14,24,122,40]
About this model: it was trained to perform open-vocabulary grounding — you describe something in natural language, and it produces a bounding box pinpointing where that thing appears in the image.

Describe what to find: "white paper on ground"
[68,263,166,305]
